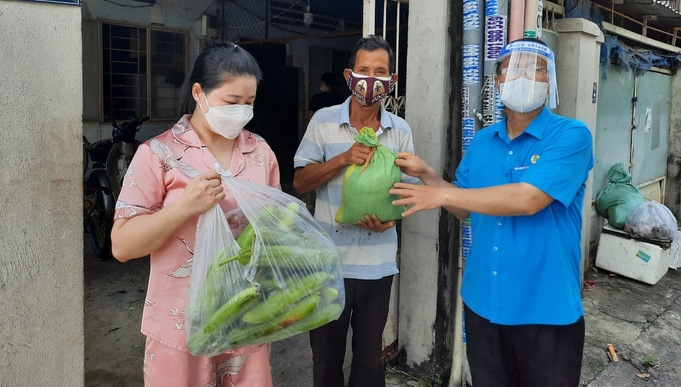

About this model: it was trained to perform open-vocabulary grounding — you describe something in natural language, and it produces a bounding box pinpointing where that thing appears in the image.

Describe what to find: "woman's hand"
[176,170,226,216]
[111,171,226,262]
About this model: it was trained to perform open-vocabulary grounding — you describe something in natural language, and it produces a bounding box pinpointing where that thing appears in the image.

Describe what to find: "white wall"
[0,2,83,385]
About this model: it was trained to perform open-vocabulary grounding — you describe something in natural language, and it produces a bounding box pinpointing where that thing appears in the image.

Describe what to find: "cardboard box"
[596,224,671,285]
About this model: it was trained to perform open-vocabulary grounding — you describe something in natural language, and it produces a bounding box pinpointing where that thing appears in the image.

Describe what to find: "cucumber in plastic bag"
[186,171,345,356]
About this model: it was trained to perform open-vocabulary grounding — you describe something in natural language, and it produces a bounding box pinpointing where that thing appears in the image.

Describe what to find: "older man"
[391,38,593,386]
[294,35,416,387]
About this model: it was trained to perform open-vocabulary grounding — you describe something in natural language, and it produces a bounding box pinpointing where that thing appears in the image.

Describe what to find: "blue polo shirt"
[457,107,594,325]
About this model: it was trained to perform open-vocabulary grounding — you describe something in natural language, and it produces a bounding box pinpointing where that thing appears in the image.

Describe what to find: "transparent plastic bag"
[624,200,679,242]
[186,171,345,356]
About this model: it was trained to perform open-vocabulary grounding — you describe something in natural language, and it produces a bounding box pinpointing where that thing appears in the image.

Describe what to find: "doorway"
[242,42,302,193]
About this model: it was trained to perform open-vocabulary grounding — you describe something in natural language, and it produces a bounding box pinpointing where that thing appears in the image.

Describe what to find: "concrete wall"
[399,0,457,379]
[0,2,83,386]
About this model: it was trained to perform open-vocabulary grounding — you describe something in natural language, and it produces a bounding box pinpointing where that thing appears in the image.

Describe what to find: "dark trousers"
[309,276,394,387]
[464,304,585,387]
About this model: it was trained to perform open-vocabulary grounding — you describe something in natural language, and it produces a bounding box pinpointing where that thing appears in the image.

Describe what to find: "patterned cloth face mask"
[346,71,395,107]
[200,93,253,139]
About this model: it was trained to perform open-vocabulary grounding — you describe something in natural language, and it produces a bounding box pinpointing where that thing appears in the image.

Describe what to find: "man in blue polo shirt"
[294,35,416,387]
[390,38,593,386]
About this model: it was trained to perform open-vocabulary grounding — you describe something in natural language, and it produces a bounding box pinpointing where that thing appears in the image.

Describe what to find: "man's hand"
[358,214,396,233]
[293,142,374,194]
[394,152,432,179]
[390,182,450,217]
[342,142,373,166]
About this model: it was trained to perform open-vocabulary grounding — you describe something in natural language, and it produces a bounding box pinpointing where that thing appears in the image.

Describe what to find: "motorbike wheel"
[86,187,113,258]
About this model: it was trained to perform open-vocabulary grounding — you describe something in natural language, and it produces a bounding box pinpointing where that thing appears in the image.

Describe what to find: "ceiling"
[591,0,681,36]
[295,0,408,23]
[205,0,409,43]
[306,0,364,23]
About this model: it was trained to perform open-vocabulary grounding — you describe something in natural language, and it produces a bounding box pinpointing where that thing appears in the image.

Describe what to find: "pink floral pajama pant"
[143,337,273,387]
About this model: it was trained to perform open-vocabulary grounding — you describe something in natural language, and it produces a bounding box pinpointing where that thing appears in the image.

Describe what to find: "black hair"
[320,72,337,88]
[180,42,263,114]
[348,35,396,73]
[494,37,549,76]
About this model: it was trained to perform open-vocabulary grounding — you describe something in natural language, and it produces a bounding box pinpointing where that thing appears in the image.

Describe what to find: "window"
[102,22,187,122]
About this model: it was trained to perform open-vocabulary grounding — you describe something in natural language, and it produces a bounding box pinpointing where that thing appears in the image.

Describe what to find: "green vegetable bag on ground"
[596,163,645,229]
[335,127,406,223]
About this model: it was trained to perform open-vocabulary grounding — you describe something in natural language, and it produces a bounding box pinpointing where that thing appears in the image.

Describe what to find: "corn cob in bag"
[186,169,345,356]
[335,127,406,224]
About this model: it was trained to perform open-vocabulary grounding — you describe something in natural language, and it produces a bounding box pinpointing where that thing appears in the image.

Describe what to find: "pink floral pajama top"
[114,114,281,352]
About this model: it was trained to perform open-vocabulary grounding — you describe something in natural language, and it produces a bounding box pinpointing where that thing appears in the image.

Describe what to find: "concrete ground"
[579,262,681,387]
[84,239,681,386]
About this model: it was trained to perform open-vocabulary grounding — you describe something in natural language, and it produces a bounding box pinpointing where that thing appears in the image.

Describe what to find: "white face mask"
[199,93,253,139]
[499,78,549,114]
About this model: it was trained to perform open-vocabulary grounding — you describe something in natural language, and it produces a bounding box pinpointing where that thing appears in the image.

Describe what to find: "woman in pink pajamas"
[111,43,277,387]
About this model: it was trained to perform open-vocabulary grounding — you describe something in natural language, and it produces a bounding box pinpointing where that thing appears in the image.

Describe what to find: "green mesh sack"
[335,127,406,224]
[595,162,645,229]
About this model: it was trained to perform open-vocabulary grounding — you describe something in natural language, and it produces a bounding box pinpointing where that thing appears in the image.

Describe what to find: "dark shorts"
[464,303,585,387]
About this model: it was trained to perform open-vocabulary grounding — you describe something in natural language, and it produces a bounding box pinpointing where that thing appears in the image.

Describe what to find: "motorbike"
[83,114,149,257]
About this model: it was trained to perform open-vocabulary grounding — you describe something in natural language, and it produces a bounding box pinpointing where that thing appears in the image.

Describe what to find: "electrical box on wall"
[151,5,165,26]
[201,14,218,38]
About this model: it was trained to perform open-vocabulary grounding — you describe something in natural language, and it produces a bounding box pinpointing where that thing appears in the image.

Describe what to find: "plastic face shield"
[496,41,558,109]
